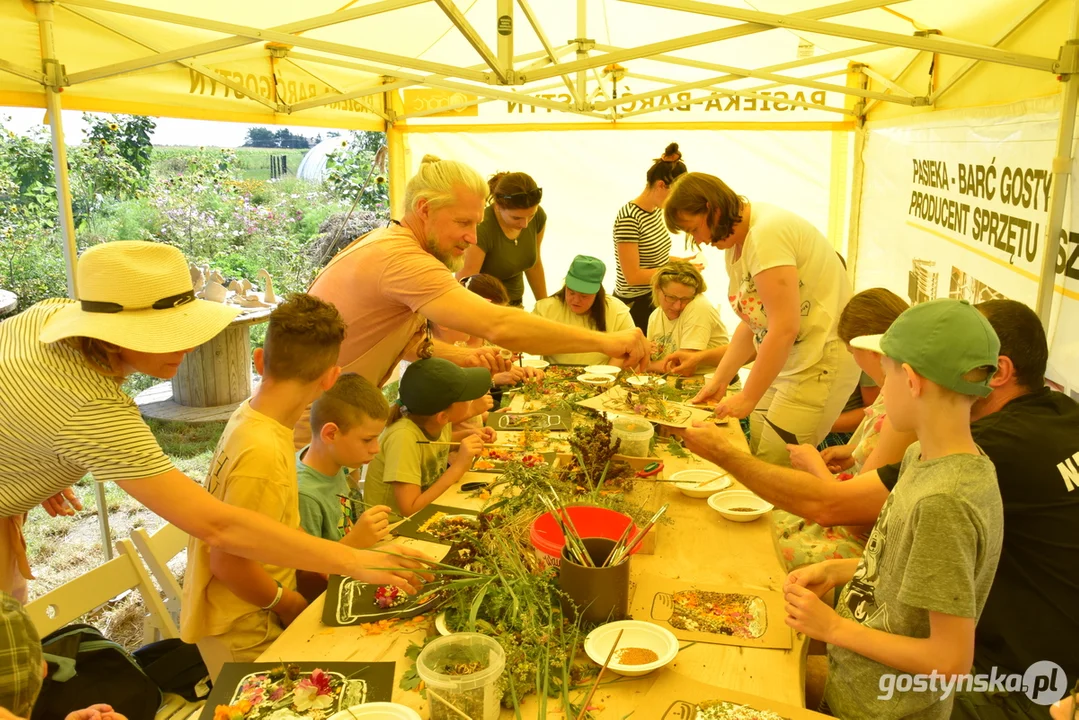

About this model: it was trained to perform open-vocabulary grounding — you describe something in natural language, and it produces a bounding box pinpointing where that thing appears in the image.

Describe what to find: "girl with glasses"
[645,261,729,373]
[456,171,547,307]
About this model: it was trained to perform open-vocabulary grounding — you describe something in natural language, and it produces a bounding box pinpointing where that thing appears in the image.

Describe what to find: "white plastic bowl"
[671,469,732,499]
[584,620,678,677]
[707,489,773,522]
[626,375,666,387]
[521,358,550,369]
[434,611,453,636]
[329,703,422,720]
[703,372,715,381]
[577,373,614,386]
[584,364,620,376]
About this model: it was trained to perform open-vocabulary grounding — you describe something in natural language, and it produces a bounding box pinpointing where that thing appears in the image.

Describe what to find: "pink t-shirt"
[309,224,460,384]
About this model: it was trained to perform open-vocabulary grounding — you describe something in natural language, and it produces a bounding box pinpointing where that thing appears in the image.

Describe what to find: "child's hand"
[344,505,392,549]
[472,426,497,443]
[820,445,855,473]
[785,561,836,598]
[1051,696,1075,720]
[452,435,485,469]
[787,444,832,480]
[273,588,309,627]
[65,705,128,720]
[785,584,842,641]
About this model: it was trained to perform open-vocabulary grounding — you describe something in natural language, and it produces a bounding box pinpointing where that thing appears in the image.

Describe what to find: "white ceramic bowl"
[329,703,422,720]
[671,469,732,499]
[584,364,621,376]
[626,375,666,387]
[521,358,550,369]
[577,373,614,386]
[707,489,773,522]
[584,620,678,677]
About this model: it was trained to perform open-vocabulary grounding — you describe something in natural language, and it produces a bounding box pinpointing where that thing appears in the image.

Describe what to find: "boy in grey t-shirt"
[783,299,1004,719]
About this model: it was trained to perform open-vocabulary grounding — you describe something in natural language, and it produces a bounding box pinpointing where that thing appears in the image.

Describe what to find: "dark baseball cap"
[399,358,492,415]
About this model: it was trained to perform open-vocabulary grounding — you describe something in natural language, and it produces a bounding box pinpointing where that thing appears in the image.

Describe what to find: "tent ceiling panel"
[0,0,1069,130]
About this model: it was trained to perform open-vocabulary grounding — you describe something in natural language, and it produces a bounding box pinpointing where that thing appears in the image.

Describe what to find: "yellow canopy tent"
[3,0,1078,541]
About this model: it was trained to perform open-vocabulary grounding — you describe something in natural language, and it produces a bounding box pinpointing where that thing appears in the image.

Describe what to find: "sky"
[1,106,343,147]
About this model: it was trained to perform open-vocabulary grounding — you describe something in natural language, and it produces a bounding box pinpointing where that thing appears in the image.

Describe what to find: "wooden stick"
[576,628,625,720]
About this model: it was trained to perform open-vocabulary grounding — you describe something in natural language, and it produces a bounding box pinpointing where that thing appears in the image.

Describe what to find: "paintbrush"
[576,629,625,720]
[416,441,518,448]
[609,503,668,566]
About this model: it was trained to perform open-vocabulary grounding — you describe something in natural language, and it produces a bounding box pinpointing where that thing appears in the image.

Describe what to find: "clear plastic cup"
[416,633,505,720]
[611,416,654,457]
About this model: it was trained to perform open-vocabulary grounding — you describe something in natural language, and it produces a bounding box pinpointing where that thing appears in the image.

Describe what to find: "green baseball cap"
[851,299,1000,398]
[565,255,606,295]
[399,358,491,415]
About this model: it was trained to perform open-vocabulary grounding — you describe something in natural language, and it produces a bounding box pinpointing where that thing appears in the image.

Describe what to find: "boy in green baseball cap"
[781,299,1005,719]
[363,358,492,517]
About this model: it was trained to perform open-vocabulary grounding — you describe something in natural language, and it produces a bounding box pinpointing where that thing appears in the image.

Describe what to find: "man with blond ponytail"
[304,155,649,418]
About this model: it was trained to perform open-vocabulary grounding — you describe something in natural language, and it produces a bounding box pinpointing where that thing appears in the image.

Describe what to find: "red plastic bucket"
[529,506,639,569]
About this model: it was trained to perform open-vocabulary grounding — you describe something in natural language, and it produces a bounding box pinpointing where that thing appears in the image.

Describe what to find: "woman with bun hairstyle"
[457,171,547,307]
[613,143,690,332]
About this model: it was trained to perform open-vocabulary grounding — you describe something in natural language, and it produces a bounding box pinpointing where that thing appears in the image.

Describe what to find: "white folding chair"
[25,537,202,719]
[130,524,189,641]
[25,538,178,640]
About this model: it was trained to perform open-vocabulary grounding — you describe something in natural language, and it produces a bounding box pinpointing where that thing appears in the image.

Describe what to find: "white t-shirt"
[646,295,729,359]
[725,202,851,376]
[532,295,634,365]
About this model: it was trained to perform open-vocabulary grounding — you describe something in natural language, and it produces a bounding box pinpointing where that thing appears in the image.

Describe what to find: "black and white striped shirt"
[613,202,673,298]
[0,300,174,515]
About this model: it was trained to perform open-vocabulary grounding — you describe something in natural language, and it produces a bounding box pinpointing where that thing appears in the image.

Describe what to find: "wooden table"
[135,307,272,423]
[260,417,808,715]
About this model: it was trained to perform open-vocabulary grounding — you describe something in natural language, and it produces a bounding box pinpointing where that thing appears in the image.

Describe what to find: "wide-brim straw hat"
[40,241,241,353]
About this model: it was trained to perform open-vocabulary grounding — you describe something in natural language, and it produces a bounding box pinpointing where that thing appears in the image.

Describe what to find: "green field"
[152,146,311,181]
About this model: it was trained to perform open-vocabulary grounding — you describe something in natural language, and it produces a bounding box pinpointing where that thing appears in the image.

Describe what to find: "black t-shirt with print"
[878,388,1079,683]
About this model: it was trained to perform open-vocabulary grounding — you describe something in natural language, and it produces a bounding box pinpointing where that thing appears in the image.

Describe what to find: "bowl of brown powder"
[584,620,678,677]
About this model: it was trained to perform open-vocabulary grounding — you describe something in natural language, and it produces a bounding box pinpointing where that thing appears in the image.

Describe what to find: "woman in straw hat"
[0,241,428,603]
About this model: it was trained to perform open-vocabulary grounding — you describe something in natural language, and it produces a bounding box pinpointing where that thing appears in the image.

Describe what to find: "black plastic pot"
[558,537,630,625]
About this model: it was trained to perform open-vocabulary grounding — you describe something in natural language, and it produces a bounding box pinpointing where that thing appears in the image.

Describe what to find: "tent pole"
[387,89,407,219]
[845,65,870,287]
[497,0,513,78]
[35,1,77,300]
[36,0,114,561]
[1036,1,1079,330]
[575,0,587,110]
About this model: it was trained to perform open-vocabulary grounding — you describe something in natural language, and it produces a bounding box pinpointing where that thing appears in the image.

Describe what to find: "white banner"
[856,97,1079,397]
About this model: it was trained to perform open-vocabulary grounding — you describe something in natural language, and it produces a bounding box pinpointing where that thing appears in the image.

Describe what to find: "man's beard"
[426,232,465,273]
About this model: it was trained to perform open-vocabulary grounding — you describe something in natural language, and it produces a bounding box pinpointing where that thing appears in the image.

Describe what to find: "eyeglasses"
[81,290,196,314]
[662,291,696,305]
[496,188,542,206]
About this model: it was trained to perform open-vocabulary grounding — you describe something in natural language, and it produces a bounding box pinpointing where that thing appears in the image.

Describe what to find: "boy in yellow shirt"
[181,294,425,680]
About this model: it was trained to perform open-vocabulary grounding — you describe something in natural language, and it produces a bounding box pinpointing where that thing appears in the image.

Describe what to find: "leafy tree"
[243,127,277,147]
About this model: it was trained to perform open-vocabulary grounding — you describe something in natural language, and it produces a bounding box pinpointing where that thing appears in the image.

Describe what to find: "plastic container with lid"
[611,416,654,457]
[416,633,505,720]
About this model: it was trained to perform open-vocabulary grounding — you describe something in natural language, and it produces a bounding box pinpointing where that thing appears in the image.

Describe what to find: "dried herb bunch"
[559,413,636,491]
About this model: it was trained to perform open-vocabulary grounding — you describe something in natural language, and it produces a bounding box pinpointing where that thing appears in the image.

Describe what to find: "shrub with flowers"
[0,116,388,314]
